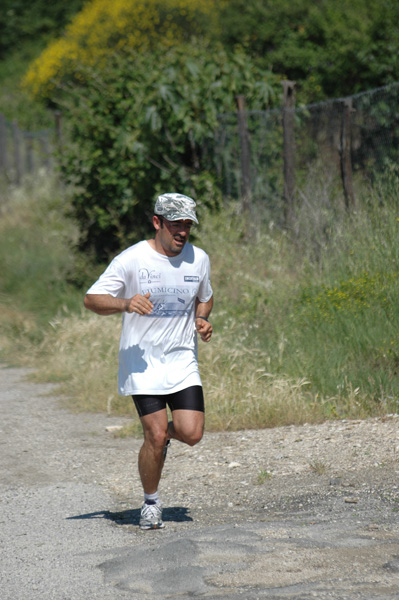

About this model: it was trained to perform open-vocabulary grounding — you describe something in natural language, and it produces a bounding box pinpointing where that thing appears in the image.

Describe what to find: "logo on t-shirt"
[184,276,199,282]
[139,268,161,284]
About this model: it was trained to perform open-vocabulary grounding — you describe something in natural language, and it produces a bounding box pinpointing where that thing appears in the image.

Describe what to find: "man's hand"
[195,317,213,342]
[126,292,153,315]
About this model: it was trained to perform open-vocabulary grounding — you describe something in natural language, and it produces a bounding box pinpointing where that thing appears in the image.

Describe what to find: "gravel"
[1,363,399,599]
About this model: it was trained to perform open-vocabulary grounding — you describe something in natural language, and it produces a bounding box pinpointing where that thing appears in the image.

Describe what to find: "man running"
[84,193,213,529]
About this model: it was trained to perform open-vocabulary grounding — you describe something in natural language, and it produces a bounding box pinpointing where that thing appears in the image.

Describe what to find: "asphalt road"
[1,364,399,599]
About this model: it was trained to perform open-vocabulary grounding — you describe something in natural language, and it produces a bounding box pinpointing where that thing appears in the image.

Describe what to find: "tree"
[218,0,399,101]
[0,0,84,60]
[22,0,223,100]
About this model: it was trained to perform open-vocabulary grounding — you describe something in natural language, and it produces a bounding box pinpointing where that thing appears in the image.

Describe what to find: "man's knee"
[185,431,203,447]
[143,425,168,451]
[179,424,204,446]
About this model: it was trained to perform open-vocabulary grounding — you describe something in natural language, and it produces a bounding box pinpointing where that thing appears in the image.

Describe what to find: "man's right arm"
[84,293,153,316]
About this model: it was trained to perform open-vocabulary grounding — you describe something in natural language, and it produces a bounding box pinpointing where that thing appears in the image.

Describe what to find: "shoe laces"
[142,502,162,519]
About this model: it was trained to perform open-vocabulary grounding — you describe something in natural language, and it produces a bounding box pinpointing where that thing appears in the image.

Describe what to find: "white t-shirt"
[86,240,213,395]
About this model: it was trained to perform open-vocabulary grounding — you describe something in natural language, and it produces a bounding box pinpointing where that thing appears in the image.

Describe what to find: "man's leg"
[134,388,204,530]
[168,409,204,446]
[137,409,169,530]
[138,408,169,494]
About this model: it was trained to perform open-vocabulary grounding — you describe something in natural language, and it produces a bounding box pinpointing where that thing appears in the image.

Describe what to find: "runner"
[84,193,213,529]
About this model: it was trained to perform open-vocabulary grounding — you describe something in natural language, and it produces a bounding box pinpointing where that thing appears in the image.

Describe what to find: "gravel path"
[1,363,399,599]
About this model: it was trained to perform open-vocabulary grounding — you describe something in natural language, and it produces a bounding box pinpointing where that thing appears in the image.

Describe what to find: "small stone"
[105,425,123,432]
[344,497,359,503]
[383,559,399,572]
[330,477,342,486]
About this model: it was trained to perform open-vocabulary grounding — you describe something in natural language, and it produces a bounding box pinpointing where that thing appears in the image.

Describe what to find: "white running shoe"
[139,501,165,530]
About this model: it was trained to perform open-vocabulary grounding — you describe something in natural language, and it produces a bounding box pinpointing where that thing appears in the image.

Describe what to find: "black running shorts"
[132,385,205,417]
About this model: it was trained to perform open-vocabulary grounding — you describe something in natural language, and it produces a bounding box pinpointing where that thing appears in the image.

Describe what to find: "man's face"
[153,216,193,256]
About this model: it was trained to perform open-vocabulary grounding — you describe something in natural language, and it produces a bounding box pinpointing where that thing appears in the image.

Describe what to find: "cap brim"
[167,213,198,224]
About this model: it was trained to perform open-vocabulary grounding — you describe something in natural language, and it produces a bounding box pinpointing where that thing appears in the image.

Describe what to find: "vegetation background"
[1,0,399,432]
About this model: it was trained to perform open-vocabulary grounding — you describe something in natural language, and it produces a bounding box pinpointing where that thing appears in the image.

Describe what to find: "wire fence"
[215,82,399,224]
[2,83,398,221]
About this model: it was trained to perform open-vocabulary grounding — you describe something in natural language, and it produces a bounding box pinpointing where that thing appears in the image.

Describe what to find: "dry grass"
[199,329,317,431]
[0,301,327,430]
[198,318,385,430]
[28,310,129,415]
[19,308,318,429]
[2,176,399,432]
[0,281,388,433]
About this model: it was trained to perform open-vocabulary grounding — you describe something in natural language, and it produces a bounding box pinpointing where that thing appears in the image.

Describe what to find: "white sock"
[144,491,160,504]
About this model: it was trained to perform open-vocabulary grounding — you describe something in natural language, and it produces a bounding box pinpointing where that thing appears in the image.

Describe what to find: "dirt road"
[1,364,399,599]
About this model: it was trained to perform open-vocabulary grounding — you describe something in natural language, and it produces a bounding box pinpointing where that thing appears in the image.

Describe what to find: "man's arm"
[84,293,153,316]
[195,296,213,342]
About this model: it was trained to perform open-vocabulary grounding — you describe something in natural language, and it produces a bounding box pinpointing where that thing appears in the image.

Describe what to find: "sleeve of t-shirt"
[197,253,213,303]
[86,257,127,298]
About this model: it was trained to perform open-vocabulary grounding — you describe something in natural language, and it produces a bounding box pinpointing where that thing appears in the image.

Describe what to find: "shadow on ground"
[67,506,193,526]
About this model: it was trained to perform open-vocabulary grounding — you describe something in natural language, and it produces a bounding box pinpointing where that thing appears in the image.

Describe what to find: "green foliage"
[275,166,399,404]
[0,0,84,60]
[8,0,399,129]
[218,0,399,101]
[0,0,84,127]
[165,173,399,420]
[56,43,280,260]
[196,165,399,416]
[297,272,397,324]
[292,270,399,397]
[22,0,224,101]
[3,173,399,425]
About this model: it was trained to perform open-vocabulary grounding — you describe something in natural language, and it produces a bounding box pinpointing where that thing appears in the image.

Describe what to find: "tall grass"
[1,169,399,431]
[281,164,399,408]
[0,174,78,354]
[193,163,399,424]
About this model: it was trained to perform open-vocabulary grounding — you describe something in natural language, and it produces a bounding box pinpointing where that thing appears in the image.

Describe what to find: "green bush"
[22,0,223,100]
[57,43,280,261]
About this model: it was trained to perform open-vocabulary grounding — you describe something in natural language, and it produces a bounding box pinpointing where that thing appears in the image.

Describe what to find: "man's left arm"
[195,296,213,342]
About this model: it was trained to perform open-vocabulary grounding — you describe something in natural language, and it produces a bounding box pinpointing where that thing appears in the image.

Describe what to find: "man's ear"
[153,215,162,231]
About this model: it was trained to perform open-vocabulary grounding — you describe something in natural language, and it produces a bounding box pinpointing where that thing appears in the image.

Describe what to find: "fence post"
[41,132,51,170]
[236,95,252,217]
[339,98,356,210]
[282,80,296,226]
[25,133,34,174]
[12,121,22,185]
[54,111,63,149]
[0,114,7,176]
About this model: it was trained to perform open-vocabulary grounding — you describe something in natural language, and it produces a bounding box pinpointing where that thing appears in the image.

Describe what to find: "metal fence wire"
[214,82,399,220]
[2,83,398,214]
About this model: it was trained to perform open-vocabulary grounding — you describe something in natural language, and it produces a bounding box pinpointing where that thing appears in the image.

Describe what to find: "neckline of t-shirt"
[145,239,188,262]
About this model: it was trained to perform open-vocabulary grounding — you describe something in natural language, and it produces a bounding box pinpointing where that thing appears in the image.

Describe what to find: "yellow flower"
[23,0,224,99]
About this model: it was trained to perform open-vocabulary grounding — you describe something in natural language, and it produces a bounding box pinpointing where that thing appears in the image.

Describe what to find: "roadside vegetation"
[1,1,399,432]
[1,170,399,432]
[0,0,84,127]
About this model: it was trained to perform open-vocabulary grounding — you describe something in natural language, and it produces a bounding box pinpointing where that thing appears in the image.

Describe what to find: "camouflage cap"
[154,193,199,224]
